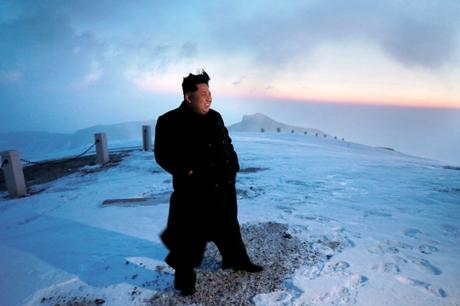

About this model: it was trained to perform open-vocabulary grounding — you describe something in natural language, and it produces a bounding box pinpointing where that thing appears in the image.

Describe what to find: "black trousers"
[161,184,250,270]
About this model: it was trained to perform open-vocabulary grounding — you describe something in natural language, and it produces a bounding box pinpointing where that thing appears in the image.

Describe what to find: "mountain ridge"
[228,113,329,137]
[1,113,334,160]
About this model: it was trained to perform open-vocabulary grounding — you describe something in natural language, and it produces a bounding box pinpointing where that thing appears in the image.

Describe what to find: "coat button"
[208,143,212,147]
[214,183,219,188]
[210,163,215,167]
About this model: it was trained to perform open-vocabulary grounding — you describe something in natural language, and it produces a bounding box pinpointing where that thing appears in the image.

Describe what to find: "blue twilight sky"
[0,0,459,164]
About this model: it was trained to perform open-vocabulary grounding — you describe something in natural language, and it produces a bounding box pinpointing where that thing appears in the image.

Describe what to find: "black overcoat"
[154,101,243,268]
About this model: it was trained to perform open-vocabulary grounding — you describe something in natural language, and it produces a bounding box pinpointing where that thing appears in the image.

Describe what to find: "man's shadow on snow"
[2,214,170,289]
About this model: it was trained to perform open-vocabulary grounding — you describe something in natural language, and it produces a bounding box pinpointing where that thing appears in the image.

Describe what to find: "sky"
[0,0,459,164]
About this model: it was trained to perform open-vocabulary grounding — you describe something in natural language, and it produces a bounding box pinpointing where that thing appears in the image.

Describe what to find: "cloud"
[207,0,460,70]
[385,3,459,70]
[1,0,459,105]
[2,0,459,82]
[0,2,106,87]
[80,62,102,87]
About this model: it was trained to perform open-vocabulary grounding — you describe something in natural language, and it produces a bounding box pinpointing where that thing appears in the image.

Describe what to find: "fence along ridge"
[1,127,153,198]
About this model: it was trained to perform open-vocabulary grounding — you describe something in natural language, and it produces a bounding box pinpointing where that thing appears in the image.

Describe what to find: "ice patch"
[252,290,293,306]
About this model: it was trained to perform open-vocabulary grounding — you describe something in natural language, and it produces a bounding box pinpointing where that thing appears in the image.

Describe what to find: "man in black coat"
[154,70,262,296]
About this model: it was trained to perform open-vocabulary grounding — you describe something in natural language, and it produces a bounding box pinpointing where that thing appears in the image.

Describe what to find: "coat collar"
[179,100,211,119]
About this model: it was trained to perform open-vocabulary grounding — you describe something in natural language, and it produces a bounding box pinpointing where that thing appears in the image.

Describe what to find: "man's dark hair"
[182,70,210,97]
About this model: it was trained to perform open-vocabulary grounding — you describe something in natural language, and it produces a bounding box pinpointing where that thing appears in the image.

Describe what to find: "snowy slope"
[0,132,459,305]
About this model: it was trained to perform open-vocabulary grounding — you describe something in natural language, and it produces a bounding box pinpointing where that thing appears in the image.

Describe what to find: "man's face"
[186,83,212,115]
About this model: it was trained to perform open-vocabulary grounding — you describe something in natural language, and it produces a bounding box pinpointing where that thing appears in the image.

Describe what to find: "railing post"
[142,125,152,151]
[1,150,27,198]
[94,133,109,164]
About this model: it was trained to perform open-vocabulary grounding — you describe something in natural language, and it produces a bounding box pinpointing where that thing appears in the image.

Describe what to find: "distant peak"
[229,112,328,136]
[252,113,269,117]
[242,113,276,121]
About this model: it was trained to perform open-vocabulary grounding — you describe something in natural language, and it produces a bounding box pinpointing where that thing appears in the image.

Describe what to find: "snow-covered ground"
[0,132,459,305]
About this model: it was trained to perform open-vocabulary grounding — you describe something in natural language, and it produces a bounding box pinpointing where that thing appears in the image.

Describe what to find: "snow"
[0,132,459,305]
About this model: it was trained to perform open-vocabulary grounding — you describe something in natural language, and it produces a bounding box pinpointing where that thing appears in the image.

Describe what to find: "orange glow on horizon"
[250,92,460,110]
[214,85,460,110]
[134,76,460,110]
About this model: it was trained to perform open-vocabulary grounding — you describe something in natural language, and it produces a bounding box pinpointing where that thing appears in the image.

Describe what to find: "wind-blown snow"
[0,132,459,305]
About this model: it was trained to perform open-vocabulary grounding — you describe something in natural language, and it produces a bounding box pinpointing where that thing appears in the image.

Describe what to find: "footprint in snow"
[368,239,415,256]
[367,244,399,255]
[408,256,442,275]
[301,260,352,281]
[252,290,293,306]
[324,261,351,275]
[347,274,369,289]
[317,274,368,305]
[418,244,439,254]
[300,215,337,224]
[363,210,393,218]
[396,276,447,298]
[276,205,295,214]
[371,262,400,274]
[403,228,422,239]
[392,254,409,264]
[441,224,460,239]
[301,261,325,280]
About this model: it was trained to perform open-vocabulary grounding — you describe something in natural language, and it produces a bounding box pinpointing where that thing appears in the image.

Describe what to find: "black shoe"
[232,262,264,273]
[221,261,233,270]
[174,269,196,296]
[178,286,196,296]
